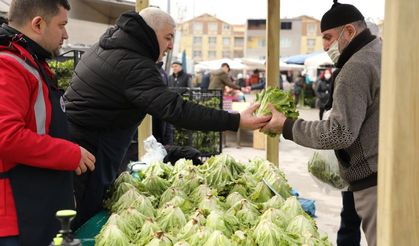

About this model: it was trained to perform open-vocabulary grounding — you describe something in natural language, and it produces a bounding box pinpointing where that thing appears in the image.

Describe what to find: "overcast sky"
[130,0,385,24]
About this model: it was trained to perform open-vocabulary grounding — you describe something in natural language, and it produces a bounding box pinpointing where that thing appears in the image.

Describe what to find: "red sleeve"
[0,57,80,171]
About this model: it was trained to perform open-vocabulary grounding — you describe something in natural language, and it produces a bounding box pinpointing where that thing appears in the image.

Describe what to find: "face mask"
[324,73,331,80]
[327,28,345,64]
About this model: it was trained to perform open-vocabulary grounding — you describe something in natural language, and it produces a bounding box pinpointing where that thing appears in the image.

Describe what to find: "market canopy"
[283,51,324,65]
[304,52,333,68]
[195,58,247,71]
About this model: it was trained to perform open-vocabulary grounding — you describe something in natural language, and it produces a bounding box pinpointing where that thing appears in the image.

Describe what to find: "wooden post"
[136,0,150,158]
[378,0,419,244]
[266,0,280,165]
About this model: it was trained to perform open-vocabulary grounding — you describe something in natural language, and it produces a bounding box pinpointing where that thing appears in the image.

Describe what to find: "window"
[193,22,203,33]
[258,39,266,48]
[307,38,316,48]
[193,50,202,58]
[208,36,217,45]
[223,37,230,46]
[234,37,244,46]
[208,22,218,33]
[307,23,317,36]
[208,50,216,58]
[223,24,231,31]
[280,38,291,48]
[281,22,292,30]
[222,51,231,58]
[193,36,202,45]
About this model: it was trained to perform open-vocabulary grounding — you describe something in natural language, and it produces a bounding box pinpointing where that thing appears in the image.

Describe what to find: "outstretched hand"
[239,103,272,130]
[260,104,287,135]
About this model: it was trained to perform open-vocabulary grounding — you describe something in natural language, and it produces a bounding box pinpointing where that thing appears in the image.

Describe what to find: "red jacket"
[0,42,81,236]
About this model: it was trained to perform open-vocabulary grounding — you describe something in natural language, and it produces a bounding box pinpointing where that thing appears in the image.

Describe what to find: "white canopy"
[304,52,333,68]
[194,58,247,71]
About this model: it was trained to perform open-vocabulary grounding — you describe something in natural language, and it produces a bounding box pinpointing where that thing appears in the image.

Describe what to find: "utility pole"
[136,0,150,158]
[378,0,419,244]
[266,0,280,165]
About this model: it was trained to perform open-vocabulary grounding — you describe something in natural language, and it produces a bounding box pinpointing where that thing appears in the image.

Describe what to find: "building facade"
[177,14,245,63]
[246,15,323,59]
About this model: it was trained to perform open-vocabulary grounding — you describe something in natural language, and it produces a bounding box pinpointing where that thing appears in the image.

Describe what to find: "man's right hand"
[239,103,272,130]
[75,147,96,175]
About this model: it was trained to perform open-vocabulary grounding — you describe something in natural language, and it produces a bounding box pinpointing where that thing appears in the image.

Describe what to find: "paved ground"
[223,107,367,245]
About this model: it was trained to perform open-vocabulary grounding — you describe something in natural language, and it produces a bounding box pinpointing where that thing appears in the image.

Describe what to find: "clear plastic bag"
[140,135,167,165]
[307,150,348,191]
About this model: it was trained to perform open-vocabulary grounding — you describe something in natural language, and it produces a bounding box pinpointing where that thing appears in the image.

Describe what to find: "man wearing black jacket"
[64,7,270,229]
[168,61,191,88]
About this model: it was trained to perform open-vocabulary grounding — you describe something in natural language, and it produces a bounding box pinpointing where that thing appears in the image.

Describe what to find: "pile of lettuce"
[255,87,299,137]
[96,155,331,246]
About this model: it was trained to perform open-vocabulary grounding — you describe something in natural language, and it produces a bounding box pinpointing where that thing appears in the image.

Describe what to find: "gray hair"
[366,21,381,38]
[139,7,175,34]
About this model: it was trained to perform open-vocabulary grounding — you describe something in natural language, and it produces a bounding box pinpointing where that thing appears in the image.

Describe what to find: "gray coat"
[288,38,382,187]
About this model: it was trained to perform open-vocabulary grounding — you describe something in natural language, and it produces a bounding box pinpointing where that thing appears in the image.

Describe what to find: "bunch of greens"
[255,87,299,137]
[308,151,348,189]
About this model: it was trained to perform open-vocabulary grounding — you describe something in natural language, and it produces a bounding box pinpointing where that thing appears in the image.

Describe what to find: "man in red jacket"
[0,1,95,245]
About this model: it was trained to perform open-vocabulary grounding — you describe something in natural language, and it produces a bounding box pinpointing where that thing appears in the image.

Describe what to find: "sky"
[128,0,385,24]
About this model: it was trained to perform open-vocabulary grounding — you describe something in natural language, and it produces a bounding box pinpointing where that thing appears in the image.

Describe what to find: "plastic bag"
[307,150,348,190]
[140,135,167,165]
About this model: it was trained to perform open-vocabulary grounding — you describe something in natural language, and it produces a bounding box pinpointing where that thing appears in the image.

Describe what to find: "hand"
[260,104,287,135]
[75,147,96,175]
[239,103,272,130]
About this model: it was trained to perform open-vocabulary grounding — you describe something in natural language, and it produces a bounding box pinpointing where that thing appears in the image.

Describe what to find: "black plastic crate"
[170,88,223,157]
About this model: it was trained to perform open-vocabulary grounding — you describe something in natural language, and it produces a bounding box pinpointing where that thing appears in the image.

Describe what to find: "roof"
[0,0,11,14]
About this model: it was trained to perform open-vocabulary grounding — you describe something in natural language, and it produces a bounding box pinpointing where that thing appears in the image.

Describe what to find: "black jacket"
[168,70,191,87]
[64,11,239,132]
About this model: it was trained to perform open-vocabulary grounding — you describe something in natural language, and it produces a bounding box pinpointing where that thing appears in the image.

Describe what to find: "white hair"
[139,7,175,33]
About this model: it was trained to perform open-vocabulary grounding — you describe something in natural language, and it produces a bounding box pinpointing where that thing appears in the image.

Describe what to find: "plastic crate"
[170,88,223,157]
[74,210,110,246]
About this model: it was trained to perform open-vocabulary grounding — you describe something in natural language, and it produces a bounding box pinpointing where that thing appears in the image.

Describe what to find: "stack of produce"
[97,155,331,245]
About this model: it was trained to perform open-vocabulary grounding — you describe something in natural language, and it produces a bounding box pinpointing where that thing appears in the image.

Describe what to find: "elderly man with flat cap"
[262,1,381,245]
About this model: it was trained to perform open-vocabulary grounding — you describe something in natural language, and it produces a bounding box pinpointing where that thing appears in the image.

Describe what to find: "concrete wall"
[66,18,112,46]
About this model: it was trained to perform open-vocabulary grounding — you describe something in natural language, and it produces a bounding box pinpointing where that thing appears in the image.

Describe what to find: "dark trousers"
[0,236,19,246]
[68,121,137,230]
[337,191,362,246]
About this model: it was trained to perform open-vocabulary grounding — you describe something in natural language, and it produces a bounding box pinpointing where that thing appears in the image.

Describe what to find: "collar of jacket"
[173,70,185,77]
[0,24,51,61]
[336,28,376,68]
[100,10,160,62]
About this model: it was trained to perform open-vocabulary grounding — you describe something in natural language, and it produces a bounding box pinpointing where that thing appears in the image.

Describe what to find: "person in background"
[316,69,332,120]
[293,73,305,106]
[247,69,261,86]
[154,61,173,145]
[168,61,191,88]
[208,62,241,91]
[64,7,270,229]
[0,1,95,245]
[261,1,381,245]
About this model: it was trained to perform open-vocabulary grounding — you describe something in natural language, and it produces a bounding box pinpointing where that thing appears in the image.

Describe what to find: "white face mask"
[324,73,332,80]
[327,28,345,64]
